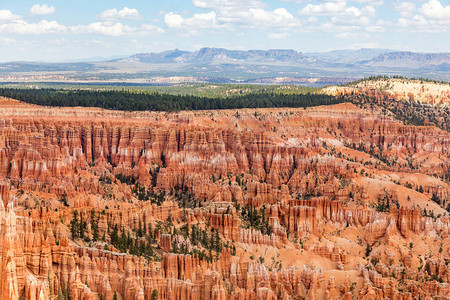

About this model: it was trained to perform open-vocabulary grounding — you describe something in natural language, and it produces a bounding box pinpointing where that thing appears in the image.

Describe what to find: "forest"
[0,87,345,111]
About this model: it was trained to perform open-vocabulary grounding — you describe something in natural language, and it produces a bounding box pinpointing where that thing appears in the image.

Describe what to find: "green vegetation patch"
[0,87,344,111]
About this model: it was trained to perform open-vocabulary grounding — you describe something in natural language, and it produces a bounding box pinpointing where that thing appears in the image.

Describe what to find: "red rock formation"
[0,99,448,299]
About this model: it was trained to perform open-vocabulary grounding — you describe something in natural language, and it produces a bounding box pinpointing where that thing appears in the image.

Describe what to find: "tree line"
[0,87,345,111]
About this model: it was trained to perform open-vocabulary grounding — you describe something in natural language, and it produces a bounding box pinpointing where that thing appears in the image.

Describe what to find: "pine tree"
[431,193,441,205]
[213,229,222,253]
[151,289,159,300]
[120,228,127,252]
[138,220,143,237]
[111,224,119,246]
[91,209,99,241]
[70,210,80,239]
[79,217,87,239]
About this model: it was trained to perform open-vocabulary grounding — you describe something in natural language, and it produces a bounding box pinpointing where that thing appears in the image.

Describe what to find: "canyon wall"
[0,98,448,299]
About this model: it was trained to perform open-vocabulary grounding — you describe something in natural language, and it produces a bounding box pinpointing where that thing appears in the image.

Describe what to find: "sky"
[0,0,449,62]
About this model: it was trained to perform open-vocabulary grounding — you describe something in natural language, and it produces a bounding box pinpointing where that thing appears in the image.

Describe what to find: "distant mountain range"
[0,48,448,85]
[119,48,313,64]
[116,48,449,70]
[363,51,450,69]
[305,48,392,64]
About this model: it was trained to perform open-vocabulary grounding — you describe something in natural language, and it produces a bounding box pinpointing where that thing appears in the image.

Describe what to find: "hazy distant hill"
[119,48,450,70]
[123,49,190,63]
[0,48,449,85]
[120,48,314,64]
[362,51,450,69]
[305,48,393,64]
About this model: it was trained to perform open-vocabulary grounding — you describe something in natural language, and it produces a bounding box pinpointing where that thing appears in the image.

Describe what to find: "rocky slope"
[325,78,450,107]
[0,97,449,299]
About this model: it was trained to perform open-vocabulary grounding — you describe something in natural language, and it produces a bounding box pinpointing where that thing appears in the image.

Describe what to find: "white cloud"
[365,25,384,32]
[348,41,380,49]
[71,22,163,36]
[0,6,161,37]
[0,36,15,44]
[419,0,450,20]
[164,13,185,29]
[362,5,376,17]
[186,12,218,27]
[300,2,377,18]
[198,7,296,28]
[300,2,347,15]
[316,21,360,33]
[30,4,56,15]
[356,0,384,5]
[0,10,22,22]
[165,8,297,31]
[331,16,370,26]
[305,16,318,23]
[393,2,416,18]
[398,15,425,28]
[0,20,66,34]
[179,30,201,37]
[98,7,142,21]
[335,31,369,39]
[72,22,134,36]
[283,0,383,4]
[395,0,450,32]
[164,12,218,29]
[268,32,290,39]
[45,38,66,46]
[248,8,297,27]
[182,0,299,29]
[141,24,165,34]
[365,19,391,32]
[299,2,378,28]
[397,15,449,32]
[193,0,265,11]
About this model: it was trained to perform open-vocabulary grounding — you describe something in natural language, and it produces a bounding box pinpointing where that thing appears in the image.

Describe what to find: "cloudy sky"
[0,0,449,61]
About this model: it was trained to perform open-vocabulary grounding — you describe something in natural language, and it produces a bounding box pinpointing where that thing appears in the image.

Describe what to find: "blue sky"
[0,0,449,61]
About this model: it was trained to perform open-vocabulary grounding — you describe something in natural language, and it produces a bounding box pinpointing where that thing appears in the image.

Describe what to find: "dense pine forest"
[0,82,320,97]
[0,88,344,111]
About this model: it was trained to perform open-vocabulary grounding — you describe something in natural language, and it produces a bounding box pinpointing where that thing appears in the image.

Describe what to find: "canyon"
[0,95,449,299]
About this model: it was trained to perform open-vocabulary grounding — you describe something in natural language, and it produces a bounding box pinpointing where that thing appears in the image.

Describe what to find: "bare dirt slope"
[324,78,450,106]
